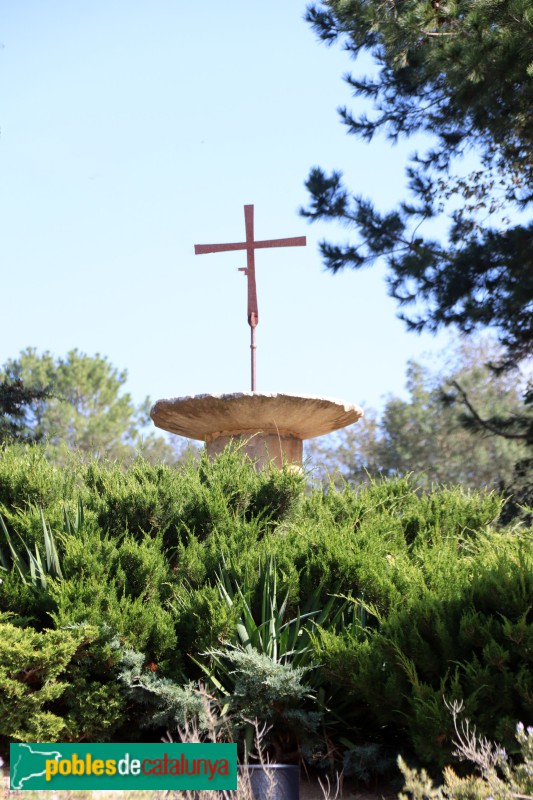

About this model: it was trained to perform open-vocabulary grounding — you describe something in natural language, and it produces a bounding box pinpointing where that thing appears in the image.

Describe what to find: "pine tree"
[0,379,51,444]
[302,0,533,500]
[302,0,533,362]
[306,337,528,503]
[0,349,190,465]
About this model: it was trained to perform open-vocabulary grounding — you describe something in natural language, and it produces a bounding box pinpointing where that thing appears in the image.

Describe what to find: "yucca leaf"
[29,547,42,587]
[240,595,259,652]
[0,543,10,571]
[278,583,290,622]
[76,496,84,531]
[243,724,255,763]
[218,580,234,609]
[32,541,47,588]
[63,505,73,537]
[40,509,63,579]
[63,497,85,537]
[0,515,29,584]
[41,510,53,573]
[190,654,228,694]
[285,608,302,656]
[260,561,269,635]
[236,621,253,651]
[282,608,321,628]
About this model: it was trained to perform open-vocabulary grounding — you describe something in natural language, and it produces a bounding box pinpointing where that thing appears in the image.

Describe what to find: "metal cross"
[194,204,306,392]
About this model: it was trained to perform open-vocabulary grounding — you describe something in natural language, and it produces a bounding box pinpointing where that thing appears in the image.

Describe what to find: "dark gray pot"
[245,765,299,800]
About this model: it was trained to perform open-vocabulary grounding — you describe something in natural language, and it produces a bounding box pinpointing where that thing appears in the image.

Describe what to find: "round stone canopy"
[150,392,363,442]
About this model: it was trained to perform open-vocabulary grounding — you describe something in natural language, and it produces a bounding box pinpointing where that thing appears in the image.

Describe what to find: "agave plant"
[0,498,84,588]
[213,556,331,666]
[0,510,63,588]
[193,557,371,763]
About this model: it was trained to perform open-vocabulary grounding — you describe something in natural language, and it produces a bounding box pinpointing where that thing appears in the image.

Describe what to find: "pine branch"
[449,381,531,442]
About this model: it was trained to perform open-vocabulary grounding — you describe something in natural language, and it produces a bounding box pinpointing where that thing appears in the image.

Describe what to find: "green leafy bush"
[0,444,76,513]
[0,508,63,588]
[0,618,89,741]
[48,523,177,664]
[313,527,533,766]
[117,649,206,734]
[399,702,533,800]
[206,646,319,762]
[0,442,530,774]
[83,447,305,554]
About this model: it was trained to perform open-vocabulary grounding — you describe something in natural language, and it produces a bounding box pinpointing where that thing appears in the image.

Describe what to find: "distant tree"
[0,379,51,444]
[306,407,382,484]
[302,0,533,506]
[379,347,526,493]
[129,395,199,467]
[306,338,529,509]
[0,348,192,465]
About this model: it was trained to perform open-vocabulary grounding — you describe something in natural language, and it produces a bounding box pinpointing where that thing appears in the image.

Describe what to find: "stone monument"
[151,205,363,469]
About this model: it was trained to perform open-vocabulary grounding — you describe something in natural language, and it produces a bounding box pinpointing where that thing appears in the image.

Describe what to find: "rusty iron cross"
[194,204,306,392]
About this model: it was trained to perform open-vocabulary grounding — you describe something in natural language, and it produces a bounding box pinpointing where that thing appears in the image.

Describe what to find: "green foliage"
[211,556,331,664]
[117,649,206,734]
[342,742,397,783]
[195,556,380,764]
[0,378,51,445]
[57,626,127,742]
[0,442,76,512]
[0,443,530,773]
[48,523,177,663]
[206,645,312,715]
[84,456,200,552]
[0,619,127,744]
[303,0,533,362]
[202,646,319,762]
[0,508,63,588]
[0,348,189,465]
[0,481,178,663]
[313,527,533,766]
[0,620,87,741]
[0,568,56,624]
[302,0,533,506]
[398,705,533,800]
[84,447,304,555]
[307,338,530,518]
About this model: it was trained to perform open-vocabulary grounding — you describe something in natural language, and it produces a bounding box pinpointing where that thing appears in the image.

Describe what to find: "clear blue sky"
[1,1,453,424]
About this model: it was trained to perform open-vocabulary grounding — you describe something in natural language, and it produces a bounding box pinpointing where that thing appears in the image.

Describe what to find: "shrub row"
[0,442,530,773]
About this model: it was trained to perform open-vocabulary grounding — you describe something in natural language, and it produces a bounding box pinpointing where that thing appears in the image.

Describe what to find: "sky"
[0,0,455,434]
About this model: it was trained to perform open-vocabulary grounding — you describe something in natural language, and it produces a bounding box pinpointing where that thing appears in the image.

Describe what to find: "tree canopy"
[0,348,189,465]
[302,0,533,367]
[0,379,51,445]
[306,337,530,518]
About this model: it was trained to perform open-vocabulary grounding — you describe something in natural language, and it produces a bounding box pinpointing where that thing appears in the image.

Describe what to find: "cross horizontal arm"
[194,242,247,255]
[254,236,306,250]
[194,236,306,255]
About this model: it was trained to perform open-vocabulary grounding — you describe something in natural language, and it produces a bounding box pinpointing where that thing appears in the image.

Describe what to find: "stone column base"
[206,431,303,470]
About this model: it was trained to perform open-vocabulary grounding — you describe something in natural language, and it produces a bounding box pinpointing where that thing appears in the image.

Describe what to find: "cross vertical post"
[194,204,306,392]
[243,204,258,391]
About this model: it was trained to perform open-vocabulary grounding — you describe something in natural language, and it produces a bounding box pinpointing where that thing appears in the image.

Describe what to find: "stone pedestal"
[151,392,363,470]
